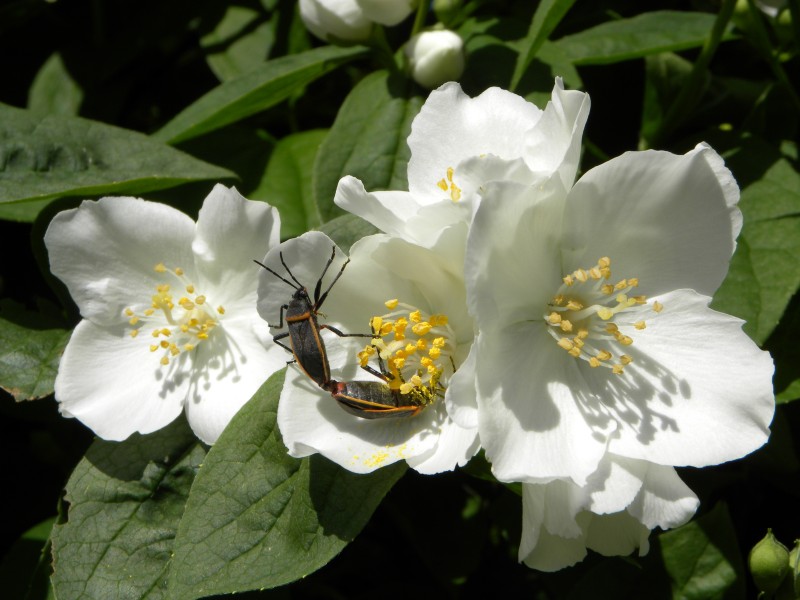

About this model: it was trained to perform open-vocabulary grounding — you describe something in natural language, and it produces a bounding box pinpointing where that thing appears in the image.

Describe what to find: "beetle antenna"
[253,259,300,290]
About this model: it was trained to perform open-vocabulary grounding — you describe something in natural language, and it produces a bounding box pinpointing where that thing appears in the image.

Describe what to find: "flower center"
[358,299,456,408]
[436,166,462,202]
[544,257,663,374]
[124,263,226,366]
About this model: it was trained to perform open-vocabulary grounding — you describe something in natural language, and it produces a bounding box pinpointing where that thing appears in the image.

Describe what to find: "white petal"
[277,368,440,473]
[465,177,566,331]
[183,316,287,444]
[355,0,414,25]
[520,484,588,571]
[602,289,773,466]
[407,83,543,201]
[445,344,479,428]
[604,289,774,467]
[299,0,371,42]
[475,326,609,485]
[585,511,651,557]
[334,176,471,252]
[525,78,590,190]
[584,455,645,515]
[45,197,196,326]
[54,320,188,440]
[256,231,349,332]
[560,145,741,298]
[626,461,698,530]
[405,414,479,474]
[193,185,280,306]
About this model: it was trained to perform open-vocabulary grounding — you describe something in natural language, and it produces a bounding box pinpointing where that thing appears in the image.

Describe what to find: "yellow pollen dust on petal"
[544,256,664,375]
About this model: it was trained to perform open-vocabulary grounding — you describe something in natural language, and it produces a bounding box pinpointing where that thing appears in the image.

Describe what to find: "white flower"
[520,456,699,571]
[299,0,372,43]
[464,143,774,564]
[256,231,479,474]
[404,29,465,90]
[45,185,287,444]
[356,0,416,26]
[335,79,589,261]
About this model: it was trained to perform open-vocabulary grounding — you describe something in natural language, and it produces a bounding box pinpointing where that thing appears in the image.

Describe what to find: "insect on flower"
[254,246,372,388]
[328,360,442,419]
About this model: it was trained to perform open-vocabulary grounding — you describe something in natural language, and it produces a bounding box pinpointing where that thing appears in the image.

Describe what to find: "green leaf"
[251,129,327,238]
[0,300,70,401]
[0,517,55,600]
[510,0,577,91]
[168,369,407,599]
[658,503,745,599]
[0,103,235,218]
[639,53,694,148]
[50,417,204,600]
[317,213,379,254]
[313,70,423,222]
[153,46,366,145]
[712,156,800,344]
[553,11,731,65]
[200,4,276,82]
[27,53,83,116]
[776,378,800,403]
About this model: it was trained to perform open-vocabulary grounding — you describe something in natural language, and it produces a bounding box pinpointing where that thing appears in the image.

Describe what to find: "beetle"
[325,354,442,419]
[255,246,372,388]
[326,379,425,419]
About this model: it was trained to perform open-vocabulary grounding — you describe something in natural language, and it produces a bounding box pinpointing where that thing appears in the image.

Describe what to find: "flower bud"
[299,0,373,43]
[749,529,790,595]
[433,0,462,24]
[404,29,465,90]
[755,0,786,17]
[355,0,416,26]
[790,540,800,597]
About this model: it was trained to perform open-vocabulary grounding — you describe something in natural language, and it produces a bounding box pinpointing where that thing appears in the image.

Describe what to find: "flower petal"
[626,461,698,530]
[475,325,609,485]
[334,175,470,253]
[405,413,479,474]
[466,177,566,332]
[193,185,280,306]
[604,289,774,467]
[183,317,286,444]
[520,483,588,571]
[256,230,351,333]
[277,368,441,473]
[560,144,741,297]
[407,83,543,201]
[45,197,196,326]
[524,78,590,190]
[54,320,187,440]
[584,512,651,557]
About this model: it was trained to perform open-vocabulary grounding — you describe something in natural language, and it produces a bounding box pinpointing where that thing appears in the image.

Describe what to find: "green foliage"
[713,148,800,345]
[0,301,69,401]
[2,0,799,597]
[253,129,327,238]
[50,417,205,600]
[0,104,235,221]
[312,70,423,222]
[168,370,406,599]
[553,11,732,65]
[154,46,366,145]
